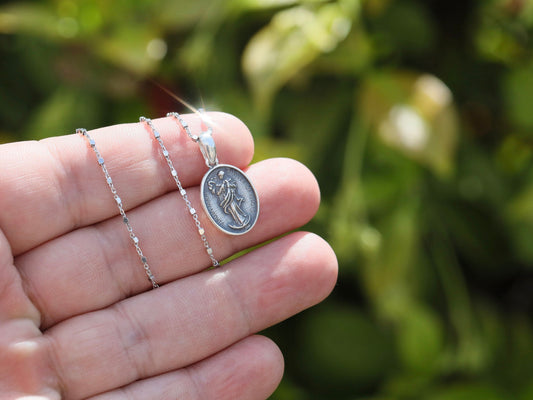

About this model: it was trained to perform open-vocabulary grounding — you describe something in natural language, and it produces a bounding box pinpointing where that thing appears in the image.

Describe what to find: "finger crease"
[112,302,155,381]
[41,140,87,231]
[44,333,70,399]
[184,363,204,399]
[91,225,131,300]
[221,268,254,336]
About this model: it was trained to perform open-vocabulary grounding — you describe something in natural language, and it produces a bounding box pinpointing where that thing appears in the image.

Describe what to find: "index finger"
[0,113,254,256]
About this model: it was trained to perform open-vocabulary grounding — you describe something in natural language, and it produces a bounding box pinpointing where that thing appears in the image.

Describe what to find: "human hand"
[0,113,337,399]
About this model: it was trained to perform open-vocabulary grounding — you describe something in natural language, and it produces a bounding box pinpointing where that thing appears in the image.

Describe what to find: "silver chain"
[77,128,159,289]
[166,111,209,142]
[139,117,220,268]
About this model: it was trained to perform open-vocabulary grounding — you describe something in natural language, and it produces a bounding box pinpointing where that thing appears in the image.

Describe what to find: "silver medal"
[196,118,259,235]
[201,164,259,235]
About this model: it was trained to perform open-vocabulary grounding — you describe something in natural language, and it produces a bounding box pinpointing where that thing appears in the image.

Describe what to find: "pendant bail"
[197,108,218,168]
[198,128,218,168]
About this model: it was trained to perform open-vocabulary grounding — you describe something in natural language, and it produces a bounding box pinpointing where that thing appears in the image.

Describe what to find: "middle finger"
[17,159,320,328]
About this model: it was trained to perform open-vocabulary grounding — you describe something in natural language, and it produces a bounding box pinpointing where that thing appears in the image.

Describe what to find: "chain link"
[77,128,159,288]
[166,111,204,142]
[139,117,220,267]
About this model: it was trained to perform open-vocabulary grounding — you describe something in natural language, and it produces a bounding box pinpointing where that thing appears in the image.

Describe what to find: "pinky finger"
[87,335,284,400]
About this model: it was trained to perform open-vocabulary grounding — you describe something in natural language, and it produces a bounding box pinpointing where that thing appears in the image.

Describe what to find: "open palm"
[0,113,337,399]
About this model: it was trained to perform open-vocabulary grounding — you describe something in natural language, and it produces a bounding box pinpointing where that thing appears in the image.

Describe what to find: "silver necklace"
[77,128,159,288]
[140,117,220,267]
[167,111,260,236]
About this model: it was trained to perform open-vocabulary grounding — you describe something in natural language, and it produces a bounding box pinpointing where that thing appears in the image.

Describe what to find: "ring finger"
[46,232,337,399]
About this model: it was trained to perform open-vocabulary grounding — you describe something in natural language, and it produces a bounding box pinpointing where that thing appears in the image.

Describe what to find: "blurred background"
[1,0,533,398]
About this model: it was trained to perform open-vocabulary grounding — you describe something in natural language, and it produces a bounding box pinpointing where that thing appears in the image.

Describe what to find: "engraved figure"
[208,170,250,229]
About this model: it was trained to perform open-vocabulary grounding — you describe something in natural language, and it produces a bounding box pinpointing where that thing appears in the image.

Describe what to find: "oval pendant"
[200,164,259,235]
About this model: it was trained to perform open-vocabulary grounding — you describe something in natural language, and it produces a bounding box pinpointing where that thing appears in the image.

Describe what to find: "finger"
[0,226,40,324]
[0,113,254,256]
[87,335,283,400]
[45,232,338,399]
[0,228,60,398]
[18,158,320,328]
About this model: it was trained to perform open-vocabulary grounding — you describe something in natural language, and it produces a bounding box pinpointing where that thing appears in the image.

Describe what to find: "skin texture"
[0,113,338,399]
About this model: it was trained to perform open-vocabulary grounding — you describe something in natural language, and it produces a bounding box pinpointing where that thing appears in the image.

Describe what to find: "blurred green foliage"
[2,0,533,398]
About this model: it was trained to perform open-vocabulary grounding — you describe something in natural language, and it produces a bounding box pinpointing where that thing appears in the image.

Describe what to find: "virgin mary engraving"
[208,170,250,229]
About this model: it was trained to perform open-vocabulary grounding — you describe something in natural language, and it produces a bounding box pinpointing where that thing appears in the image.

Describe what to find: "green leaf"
[505,63,533,131]
[243,2,359,112]
[0,2,59,38]
[371,1,436,55]
[24,88,101,139]
[426,383,511,400]
[95,27,161,75]
[296,304,394,394]
[396,304,444,373]
[359,72,459,176]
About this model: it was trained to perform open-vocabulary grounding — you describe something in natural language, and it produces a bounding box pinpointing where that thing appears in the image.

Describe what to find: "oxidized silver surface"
[201,164,259,235]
